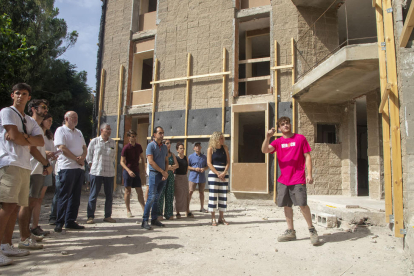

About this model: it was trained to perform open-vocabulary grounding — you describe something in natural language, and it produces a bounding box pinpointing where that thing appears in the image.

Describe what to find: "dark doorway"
[237,112,265,163]
[356,97,368,196]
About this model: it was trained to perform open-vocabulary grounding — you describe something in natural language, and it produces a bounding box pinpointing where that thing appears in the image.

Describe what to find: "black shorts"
[277,182,307,207]
[123,170,142,188]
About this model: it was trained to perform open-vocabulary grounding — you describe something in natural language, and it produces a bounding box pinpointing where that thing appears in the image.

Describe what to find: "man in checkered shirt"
[86,123,116,224]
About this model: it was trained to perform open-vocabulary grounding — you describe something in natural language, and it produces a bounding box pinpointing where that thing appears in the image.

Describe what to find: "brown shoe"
[103,217,116,223]
[277,229,297,242]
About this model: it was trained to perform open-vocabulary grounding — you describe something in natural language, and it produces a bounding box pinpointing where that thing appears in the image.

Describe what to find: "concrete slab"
[293,43,380,104]
[291,0,342,10]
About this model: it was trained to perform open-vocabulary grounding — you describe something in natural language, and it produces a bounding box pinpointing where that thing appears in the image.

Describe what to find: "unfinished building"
[95,0,414,254]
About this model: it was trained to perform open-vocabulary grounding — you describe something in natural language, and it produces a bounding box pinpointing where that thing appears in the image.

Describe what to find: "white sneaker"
[18,238,43,250]
[31,234,44,242]
[1,243,30,257]
[0,251,13,266]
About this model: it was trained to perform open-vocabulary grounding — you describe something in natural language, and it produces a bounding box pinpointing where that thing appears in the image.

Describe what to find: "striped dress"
[207,146,229,212]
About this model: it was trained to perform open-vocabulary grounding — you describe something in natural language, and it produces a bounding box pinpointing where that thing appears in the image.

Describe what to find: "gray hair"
[100,123,110,130]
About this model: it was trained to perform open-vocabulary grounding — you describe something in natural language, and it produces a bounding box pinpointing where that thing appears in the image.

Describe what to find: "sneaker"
[49,219,56,225]
[1,243,30,257]
[18,238,43,250]
[54,224,63,233]
[127,212,134,218]
[277,229,297,242]
[65,222,85,230]
[151,219,165,227]
[309,227,319,245]
[86,217,95,224]
[31,234,44,242]
[103,217,116,223]
[31,226,50,236]
[0,252,13,266]
[141,221,152,230]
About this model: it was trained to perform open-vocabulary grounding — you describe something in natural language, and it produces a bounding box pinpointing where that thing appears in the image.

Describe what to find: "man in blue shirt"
[141,126,168,230]
[188,142,209,213]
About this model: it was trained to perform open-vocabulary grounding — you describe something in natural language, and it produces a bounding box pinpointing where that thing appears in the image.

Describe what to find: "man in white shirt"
[86,123,116,224]
[54,111,87,232]
[0,83,44,266]
[18,99,53,251]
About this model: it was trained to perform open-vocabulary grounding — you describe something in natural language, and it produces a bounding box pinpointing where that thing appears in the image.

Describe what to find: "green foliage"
[0,0,92,142]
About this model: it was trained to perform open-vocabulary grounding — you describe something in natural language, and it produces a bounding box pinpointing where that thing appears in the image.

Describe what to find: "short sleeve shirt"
[188,152,207,183]
[270,134,311,186]
[30,133,47,175]
[54,125,86,171]
[0,106,43,170]
[146,141,168,171]
[86,136,116,177]
[121,143,143,172]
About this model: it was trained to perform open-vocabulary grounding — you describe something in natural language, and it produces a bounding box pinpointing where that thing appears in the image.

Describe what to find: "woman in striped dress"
[207,131,230,226]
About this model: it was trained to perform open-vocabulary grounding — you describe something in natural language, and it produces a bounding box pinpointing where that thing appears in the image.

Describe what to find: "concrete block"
[317,212,337,228]
[311,211,318,225]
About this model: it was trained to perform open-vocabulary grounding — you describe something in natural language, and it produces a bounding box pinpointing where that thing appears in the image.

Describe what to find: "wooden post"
[222,48,226,133]
[184,53,191,156]
[273,40,278,203]
[375,0,392,223]
[97,68,105,137]
[383,0,404,237]
[151,59,159,137]
[114,65,124,190]
[291,38,296,133]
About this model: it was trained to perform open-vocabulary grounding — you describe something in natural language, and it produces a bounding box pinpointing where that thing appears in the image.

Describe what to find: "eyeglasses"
[165,142,170,145]
[37,104,48,110]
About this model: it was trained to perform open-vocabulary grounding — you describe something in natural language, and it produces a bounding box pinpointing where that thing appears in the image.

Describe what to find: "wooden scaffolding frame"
[149,48,230,156]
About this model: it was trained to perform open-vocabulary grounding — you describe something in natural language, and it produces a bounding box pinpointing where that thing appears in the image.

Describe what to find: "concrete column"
[341,102,357,196]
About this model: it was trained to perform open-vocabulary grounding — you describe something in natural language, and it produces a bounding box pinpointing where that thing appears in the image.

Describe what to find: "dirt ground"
[1,189,413,276]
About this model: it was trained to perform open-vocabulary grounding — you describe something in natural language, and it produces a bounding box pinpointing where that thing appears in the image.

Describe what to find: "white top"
[54,125,86,171]
[0,106,43,170]
[30,133,47,175]
[44,136,56,173]
[86,136,116,177]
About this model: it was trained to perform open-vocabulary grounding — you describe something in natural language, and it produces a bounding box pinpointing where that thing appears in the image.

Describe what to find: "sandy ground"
[1,189,413,276]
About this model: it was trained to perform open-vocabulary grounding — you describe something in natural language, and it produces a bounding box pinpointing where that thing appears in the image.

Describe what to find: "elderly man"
[54,111,87,232]
[86,123,116,224]
[0,84,44,266]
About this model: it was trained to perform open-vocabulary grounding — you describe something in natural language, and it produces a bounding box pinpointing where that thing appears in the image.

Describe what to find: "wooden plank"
[147,134,231,140]
[232,103,268,113]
[379,83,392,113]
[222,48,226,133]
[97,68,105,137]
[375,0,392,223]
[270,64,294,70]
[265,105,269,194]
[239,57,271,64]
[291,38,296,134]
[238,75,271,82]
[151,59,158,137]
[184,53,191,156]
[383,0,404,238]
[150,71,230,84]
[114,65,124,189]
[372,0,376,7]
[274,39,278,203]
[399,0,414,47]
[231,163,268,193]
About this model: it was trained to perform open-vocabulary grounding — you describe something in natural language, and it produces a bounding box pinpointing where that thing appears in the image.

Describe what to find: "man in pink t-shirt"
[262,116,319,245]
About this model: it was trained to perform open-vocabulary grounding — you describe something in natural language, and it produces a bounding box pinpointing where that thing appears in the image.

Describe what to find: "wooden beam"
[274,39,278,204]
[399,0,414,47]
[222,48,226,133]
[97,68,105,137]
[151,58,158,137]
[270,64,294,70]
[150,71,230,84]
[291,38,296,133]
[114,65,124,190]
[383,0,404,238]
[372,0,376,7]
[184,53,191,156]
[379,83,392,113]
[375,0,392,223]
[238,75,271,82]
[147,134,231,140]
[239,57,271,64]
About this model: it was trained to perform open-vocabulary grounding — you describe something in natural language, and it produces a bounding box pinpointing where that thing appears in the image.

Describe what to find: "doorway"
[356,97,368,196]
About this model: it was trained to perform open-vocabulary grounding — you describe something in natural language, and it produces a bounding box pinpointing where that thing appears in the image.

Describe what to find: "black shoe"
[65,222,85,230]
[151,219,165,227]
[54,224,63,233]
[141,221,152,230]
[49,219,56,225]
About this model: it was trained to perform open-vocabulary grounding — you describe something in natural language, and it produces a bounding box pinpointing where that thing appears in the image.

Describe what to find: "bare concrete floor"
[2,190,413,276]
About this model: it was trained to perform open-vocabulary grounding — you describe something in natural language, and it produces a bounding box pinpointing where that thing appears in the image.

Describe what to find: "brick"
[317,213,337,228]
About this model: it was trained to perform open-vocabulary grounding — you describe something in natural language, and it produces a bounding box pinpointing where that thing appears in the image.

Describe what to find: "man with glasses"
[54,111,87,232]
[141,126,169,230]
[0,84,45,266]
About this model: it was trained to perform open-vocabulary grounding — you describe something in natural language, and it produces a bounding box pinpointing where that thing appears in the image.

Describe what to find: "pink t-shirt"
[270,134,311,186]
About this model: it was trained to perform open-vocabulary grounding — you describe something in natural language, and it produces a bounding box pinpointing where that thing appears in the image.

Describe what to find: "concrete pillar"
[341,102,357,196]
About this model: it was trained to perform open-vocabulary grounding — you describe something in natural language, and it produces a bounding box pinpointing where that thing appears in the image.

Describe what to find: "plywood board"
[232,103,268,113]
[135,38,155,53]
[132,89,152,105]
[241,0,270,9]
[231,163,268,193]
[138,11,157,32]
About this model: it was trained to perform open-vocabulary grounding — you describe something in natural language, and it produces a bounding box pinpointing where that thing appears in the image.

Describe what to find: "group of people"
[0,82,319,267]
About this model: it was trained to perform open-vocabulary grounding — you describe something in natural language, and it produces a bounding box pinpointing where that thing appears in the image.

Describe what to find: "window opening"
[316,124,337,144]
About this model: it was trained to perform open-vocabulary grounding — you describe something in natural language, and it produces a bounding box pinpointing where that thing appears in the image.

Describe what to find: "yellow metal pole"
[184,53,191,156]
[114,65,124,190]
[374,0,392,223]
[97,69,105,137]
[222,48,226,134]
[383,0,404,237]
[151,59,159,138]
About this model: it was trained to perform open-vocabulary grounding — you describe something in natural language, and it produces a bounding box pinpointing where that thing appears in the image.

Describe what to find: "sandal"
[187,212,194,218]
[176,214,182,219]
[200,208,208,213]
[211,219,218,226]
[218,219,229,225]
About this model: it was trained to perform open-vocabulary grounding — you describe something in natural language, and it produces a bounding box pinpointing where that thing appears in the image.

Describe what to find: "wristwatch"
[43,162,51,169]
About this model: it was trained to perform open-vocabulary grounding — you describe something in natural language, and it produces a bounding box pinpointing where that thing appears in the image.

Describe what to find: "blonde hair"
[209,131,223,152]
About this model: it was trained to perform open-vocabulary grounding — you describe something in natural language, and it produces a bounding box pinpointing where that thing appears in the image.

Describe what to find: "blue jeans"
[50,173,60,221]
[87,175,114,218]
[56,169,84,226]
[142,171,166,222]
